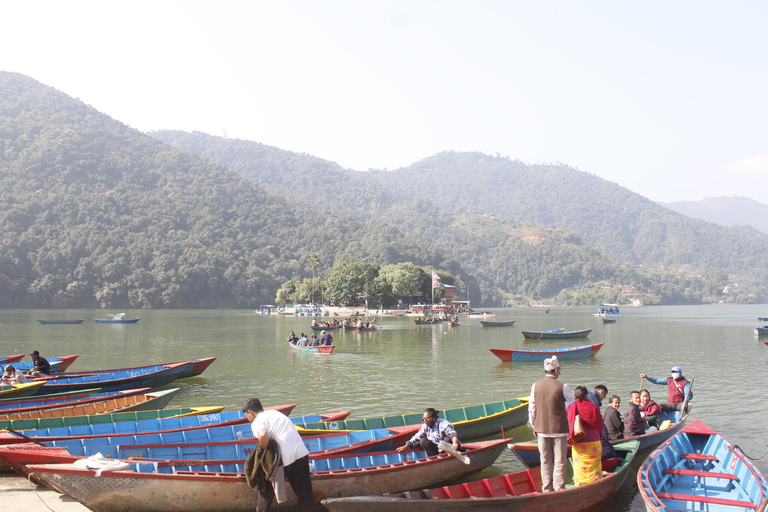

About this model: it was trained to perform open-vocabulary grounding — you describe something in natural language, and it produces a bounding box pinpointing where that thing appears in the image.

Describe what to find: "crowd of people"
[529,355,692,490]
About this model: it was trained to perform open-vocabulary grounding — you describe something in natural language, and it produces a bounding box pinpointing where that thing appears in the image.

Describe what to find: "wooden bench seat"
[655,492,758,509]
[681,453,718,461]
[664,468,738,480]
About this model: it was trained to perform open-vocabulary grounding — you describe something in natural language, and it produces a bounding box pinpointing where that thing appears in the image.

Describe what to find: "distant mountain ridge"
[661,196,768,234]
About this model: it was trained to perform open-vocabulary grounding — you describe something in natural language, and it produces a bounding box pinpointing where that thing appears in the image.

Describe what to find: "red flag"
[432,271,441,289]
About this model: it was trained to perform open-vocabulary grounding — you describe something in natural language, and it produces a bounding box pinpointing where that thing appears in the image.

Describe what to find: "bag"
[572,413,586,443]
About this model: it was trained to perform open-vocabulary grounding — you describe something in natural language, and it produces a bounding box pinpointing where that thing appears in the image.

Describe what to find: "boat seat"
[681,453,718,461]
[663,469,738,480]
[655,492,758,509]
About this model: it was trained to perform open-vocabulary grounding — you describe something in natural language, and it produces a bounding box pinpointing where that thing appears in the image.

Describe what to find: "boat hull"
[288,342,334,354]
[521,329,592,339]
[0,382,46,400]
[490,343,604,362]
[27,440,508,512]
[480,320,515,327]
[34,363,189,395]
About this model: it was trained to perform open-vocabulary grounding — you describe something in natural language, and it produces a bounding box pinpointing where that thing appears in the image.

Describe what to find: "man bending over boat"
[639,366,692,413]
[2,364,27,383]
[243,398,317,512]
[25,350,50,377]
[396,407,461,456]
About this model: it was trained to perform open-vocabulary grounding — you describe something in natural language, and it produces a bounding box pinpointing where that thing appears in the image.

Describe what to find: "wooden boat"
[480,319,516,327]
[490,343,604,363]
[6,354,80,374]
[521,328,592,339]
[0,382,46,400]
[754,326,768,336]
[638,419,768,511]
[345,325,378,331]
[0,354,26,365]
[36,319,86,324]
[414,317,443,324]
[24,439,508,512]
[93,313,140,323]
[758,317,768,321]
[32,362,190,395]
[0,425,421,474]
[0,388,104,405]
[0,387,150,413]
[321,440,641,512]
[0,405,303,440]
[288,342,334,354]
[467,310,496,317]
[310,325,341,331]
[0,388,179,422]
[54,357,215,380]
[295,397,530,441]
[511,409,691,469]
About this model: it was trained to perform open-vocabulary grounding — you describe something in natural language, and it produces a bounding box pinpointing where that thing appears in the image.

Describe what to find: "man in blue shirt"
[587,384,608,408]
[396,408,461,456]
[640,366,692,413]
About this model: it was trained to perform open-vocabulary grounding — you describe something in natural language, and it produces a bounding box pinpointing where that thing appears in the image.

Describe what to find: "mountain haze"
[661,196,768,235]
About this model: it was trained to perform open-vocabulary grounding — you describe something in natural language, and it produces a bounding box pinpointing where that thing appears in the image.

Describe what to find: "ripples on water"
[3,305,768,511]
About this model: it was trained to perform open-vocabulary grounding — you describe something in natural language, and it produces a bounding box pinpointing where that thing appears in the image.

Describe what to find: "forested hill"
[661,196,768,235]
[153,130,768,304]
[0,71,458,308]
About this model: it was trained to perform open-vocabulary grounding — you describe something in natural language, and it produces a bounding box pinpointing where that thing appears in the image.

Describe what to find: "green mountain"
[153,131,767,304]
[0,71,459,308]
[661,196,768,235]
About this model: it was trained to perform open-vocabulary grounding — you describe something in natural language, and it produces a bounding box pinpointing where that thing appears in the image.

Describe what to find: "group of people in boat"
[414,314,459,325]
[309,319,342,328]
[342,318,377,329]
[287,330,333,347]
[529,356,692,491]
[1,350,50,384]
[598,306,619,314]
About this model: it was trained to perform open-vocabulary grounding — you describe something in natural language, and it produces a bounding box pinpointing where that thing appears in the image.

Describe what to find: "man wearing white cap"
[639,366,692,413]
[528,355,575,492]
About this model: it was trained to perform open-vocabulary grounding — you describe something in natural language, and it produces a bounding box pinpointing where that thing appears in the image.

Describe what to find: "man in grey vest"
[528,355,575,492]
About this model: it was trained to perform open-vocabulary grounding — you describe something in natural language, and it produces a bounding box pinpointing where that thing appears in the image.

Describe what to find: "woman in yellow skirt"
[566,386,605,485]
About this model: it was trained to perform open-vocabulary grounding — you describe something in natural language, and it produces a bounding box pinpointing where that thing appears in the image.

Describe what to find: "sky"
[1,1,767,203]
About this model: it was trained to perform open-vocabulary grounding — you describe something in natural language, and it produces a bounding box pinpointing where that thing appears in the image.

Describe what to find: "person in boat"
[587,384,608,408]
[566,386,604,486]
[242,398,317,512]
[310,318,317,327]
[296,333,309,346]
[600,424,618,472]
[623,390,646,438]
[1,364,27,383]
[639,389,661,429]
[639,366,692,413]
[25,350,50,377]
[287,331,298,343]
[396,407,461,456]
[318,330,333,346]
[308,334,319,346]
[528,355,574,492]
[603,395,623,441]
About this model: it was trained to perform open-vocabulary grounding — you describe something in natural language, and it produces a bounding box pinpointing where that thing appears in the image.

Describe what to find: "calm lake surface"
[2,305,768,511]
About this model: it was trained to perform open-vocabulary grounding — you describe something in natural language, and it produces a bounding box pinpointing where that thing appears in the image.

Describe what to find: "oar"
[438,440,470,465]
[680,376,694,414]
[640,376,644,391]
[5,428,46,446]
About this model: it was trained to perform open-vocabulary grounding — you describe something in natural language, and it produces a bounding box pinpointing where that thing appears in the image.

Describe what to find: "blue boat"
[490,343,604,362]
[754,326,768,336]
[638,419,768,511]
[93,313,140,323]
[32,362,189,395]
[36,319,85,324]
[0,387,154,413]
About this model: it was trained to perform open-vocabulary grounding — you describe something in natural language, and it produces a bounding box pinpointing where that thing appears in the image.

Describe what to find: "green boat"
[295,397,530,441]
[0,405,224,431]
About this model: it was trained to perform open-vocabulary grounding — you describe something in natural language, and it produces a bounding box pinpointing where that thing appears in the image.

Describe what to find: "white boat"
[594,303,620,322]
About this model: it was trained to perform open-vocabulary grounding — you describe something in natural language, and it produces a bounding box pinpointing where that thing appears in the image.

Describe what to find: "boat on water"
[467,310,497,317]
[255,304,277,314]
[288,342,334,354]
[0,388,179,422]
[0,354,26,365]
[594,303,620,323]
[4,355,80,374]
[53,357,216,380]
[93,313,140,324]
[0,382,47,400]
[23,439,509,512]
[638,419,768,512]
[294,397,530,441]
[0,404,307,443]
[755,326,768,336]
[321,440,641,512]
[521,328,592,339]
[36,319,86,324]
[31,363,190,395]
[489,343,604,363]
[310,324,341,331]
[511,409,692,468]
[480,319,515,327]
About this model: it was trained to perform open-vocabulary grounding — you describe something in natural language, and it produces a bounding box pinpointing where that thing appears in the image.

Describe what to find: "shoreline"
[0,473,88,511]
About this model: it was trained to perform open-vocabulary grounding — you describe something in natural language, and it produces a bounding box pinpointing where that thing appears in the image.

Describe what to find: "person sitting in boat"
[319,330,333,346]
[1,364,27,383]
[623,390,646,438]
[287,331,298,343]
[25,350,50,377]
[639,366,692,413]
[600,424,618,472]
[310,318,317,327]
[296,333,309,346]
[308,334,319,346]
[603,395,623,441]
[396,408,461,456]
[639,389,661,429]
[587,385,608,408]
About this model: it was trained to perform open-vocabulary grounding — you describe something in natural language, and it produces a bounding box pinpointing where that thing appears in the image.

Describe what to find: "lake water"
[2,305,768,510]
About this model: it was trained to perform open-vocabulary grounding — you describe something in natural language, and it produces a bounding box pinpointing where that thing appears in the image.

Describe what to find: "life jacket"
[666,377,689,404]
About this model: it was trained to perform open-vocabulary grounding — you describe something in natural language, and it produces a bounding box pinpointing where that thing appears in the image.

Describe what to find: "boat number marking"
[328,422,340,430]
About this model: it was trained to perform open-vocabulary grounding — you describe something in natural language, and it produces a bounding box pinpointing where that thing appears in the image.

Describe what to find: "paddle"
[5,428,45,446]
[680,376,694,414]
[640,376,644,391]
[438,440,470,465]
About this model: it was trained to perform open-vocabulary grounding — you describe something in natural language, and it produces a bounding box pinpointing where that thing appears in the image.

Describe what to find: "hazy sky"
[2,1,767,203]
